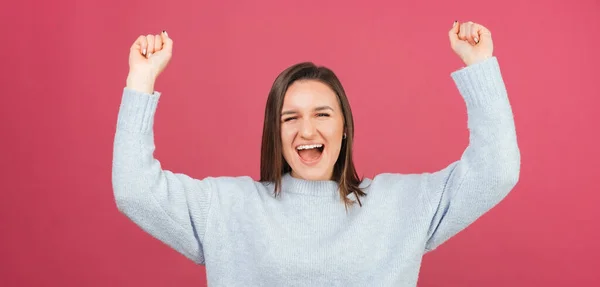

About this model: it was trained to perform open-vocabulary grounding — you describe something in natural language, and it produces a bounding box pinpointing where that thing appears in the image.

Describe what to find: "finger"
[458,23,468,42]
[474,23,489,43]
[467,22,480,44]
[153,34,163,53]
[448,21,459,46]
[146,34,155,57]
[131,35,148,56]
[161,30,173,54]
[472,24,480,44]
[478,25,492,43]
[466,23,476,45]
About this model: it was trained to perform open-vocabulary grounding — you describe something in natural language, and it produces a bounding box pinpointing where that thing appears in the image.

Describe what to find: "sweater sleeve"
[423,57,521,252]
[111,87,212,264]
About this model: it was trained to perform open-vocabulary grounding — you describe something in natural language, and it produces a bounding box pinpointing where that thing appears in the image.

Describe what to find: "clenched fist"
[449,21,493,66]
[126,31,173,94]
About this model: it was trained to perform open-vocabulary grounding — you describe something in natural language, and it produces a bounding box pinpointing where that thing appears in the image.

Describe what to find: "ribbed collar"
[281,173,340,197]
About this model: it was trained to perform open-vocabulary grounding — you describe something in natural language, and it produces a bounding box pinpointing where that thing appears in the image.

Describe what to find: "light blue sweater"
[112,57,520,286]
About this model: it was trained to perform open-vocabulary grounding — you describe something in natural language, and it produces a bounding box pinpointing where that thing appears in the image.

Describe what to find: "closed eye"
[283,117,297,122]
[317,113,330,117]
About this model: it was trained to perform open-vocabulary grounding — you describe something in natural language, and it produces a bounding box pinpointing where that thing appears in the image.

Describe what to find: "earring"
[343,133,347,139]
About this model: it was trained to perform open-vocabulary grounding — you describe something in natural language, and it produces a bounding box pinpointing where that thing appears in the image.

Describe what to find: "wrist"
[464,55,492,66]
[126,72,156,94]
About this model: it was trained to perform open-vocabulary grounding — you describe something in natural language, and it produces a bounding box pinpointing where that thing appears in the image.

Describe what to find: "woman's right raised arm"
[112,32,211,264]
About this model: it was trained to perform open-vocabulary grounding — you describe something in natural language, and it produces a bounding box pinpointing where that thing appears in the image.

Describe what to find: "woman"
[113,21,520,286]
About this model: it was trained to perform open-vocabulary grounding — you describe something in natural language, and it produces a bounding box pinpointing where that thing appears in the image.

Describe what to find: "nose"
[299,118,316,139]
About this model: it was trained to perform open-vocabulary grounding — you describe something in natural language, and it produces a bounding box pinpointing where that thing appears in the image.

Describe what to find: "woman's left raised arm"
[423,21,521,251]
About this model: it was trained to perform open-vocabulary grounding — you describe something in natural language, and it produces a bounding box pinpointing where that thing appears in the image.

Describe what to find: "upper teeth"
[297,144,323,150]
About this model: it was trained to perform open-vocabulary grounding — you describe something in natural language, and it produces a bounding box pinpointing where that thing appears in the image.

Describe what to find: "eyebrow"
[281,106,334,116]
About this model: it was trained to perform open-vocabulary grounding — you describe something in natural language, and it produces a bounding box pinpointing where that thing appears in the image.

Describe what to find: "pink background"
[1,0,599,286]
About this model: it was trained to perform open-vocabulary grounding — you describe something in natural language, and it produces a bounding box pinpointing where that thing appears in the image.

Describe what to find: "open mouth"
[296,144,325,164]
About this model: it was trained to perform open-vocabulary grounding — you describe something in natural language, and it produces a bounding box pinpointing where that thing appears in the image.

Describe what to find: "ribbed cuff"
[116,87,161,134]
[451,57,508,109]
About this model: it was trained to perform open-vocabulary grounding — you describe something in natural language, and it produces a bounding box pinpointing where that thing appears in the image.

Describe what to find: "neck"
[281,172,339,197]
[290,170,333,181]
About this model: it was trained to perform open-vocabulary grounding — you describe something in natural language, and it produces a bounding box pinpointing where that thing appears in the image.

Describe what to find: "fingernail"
[162,30,168,37]
[142,48,146,55]
[453,21,457,27]
[474,37,479,43]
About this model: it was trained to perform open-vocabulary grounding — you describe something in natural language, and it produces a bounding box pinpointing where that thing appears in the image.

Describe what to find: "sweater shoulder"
[371,172,423,186]
[204,175,264,192]
[357,172,432,218]
[362,172,425,198]
[203,175,273,200]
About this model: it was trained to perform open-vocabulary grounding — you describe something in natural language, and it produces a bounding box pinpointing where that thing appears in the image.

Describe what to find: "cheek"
[320,121,344,140]
[280,126,296,151]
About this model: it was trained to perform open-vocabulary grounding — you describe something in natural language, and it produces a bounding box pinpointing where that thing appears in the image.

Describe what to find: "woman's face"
[280,80,345,181]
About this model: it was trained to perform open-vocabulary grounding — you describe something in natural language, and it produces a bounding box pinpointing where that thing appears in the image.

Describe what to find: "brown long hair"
[259,62,367,209]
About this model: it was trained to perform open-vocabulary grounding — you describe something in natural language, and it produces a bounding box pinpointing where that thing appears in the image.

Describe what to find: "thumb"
[448,21,460,46]
[160,30,173,55]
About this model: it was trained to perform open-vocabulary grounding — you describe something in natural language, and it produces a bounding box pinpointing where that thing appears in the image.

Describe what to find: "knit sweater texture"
[112,56,520,286]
